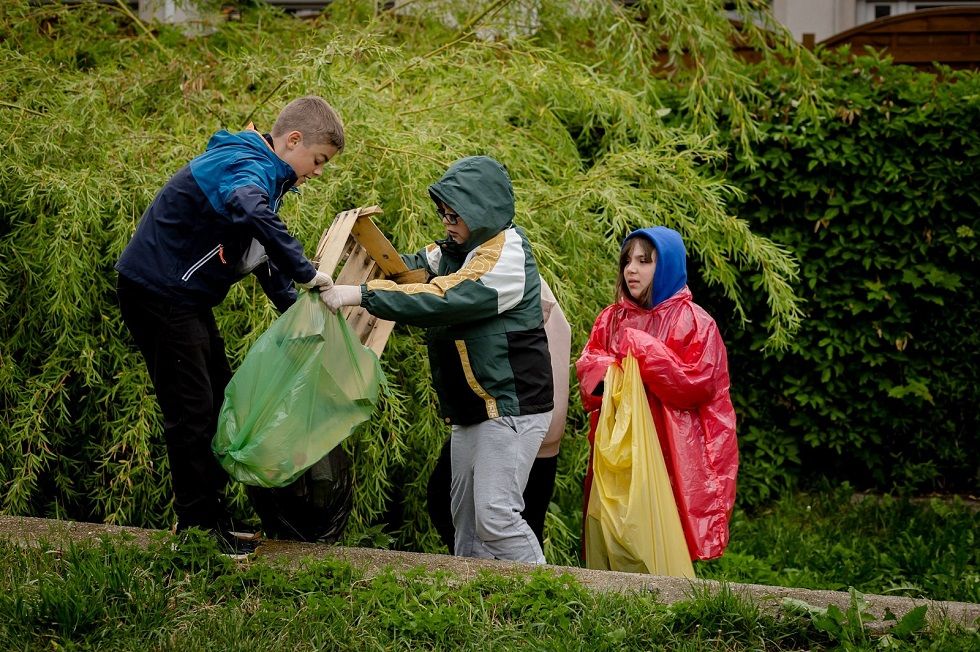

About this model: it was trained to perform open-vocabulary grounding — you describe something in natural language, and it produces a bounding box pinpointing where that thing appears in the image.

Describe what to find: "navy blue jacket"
[116,129,317,312]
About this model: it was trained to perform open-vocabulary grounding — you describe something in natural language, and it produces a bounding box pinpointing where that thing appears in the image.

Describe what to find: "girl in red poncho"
[576,227,738,561]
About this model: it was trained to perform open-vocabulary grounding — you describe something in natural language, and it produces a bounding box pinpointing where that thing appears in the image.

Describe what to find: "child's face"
[277,131,338,186]
[623,241,656,302]
[438,203,471,244]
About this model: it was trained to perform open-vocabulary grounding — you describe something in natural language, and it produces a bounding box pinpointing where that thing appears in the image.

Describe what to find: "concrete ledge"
[2,515,977,630]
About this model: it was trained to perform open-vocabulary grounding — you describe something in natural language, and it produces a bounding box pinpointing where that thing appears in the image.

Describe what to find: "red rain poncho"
[577,287,738,560]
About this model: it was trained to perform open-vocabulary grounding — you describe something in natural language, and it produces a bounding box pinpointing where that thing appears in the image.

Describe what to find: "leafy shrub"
[685,52,980,501]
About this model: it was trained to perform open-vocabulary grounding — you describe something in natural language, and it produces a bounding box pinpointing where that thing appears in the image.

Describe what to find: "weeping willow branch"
[361,142,448,166]
[112,0,168,57]
[243,79,288,128]
[376,0,519,91]
[0,100,45,116]
[397,93,485,115]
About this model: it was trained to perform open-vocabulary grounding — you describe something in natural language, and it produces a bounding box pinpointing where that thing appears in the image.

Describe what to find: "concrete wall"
[138,0,221,34]
[771,0,857,42]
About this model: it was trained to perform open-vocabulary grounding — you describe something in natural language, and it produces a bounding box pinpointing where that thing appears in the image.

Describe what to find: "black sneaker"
[221,515,263,542]
[227,528,262,543]
[214,529,259,560]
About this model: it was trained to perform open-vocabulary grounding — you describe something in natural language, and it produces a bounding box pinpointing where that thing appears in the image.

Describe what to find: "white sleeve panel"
[425,243,442,275]
[468,228,526,315]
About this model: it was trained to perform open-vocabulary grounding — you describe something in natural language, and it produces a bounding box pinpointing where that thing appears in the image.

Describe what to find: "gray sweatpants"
[450,411,552,564]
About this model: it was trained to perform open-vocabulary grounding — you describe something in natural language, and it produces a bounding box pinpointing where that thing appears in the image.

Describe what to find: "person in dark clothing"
[426,278,571,553]
[115,96,343,552]
[321,156,554,563]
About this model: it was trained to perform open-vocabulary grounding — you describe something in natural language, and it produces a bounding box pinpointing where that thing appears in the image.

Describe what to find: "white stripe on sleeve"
[467,228,526,315]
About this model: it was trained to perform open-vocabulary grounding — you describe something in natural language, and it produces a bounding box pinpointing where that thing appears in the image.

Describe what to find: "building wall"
[771,0,980,43]
[771,0,857,42]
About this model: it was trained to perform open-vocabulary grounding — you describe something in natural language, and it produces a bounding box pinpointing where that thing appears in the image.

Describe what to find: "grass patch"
[696,484,979,603]
[0,530,976,651]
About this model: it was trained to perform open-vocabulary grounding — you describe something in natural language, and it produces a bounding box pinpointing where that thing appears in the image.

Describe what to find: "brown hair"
[272,96,345,151]
[616,236,655,307]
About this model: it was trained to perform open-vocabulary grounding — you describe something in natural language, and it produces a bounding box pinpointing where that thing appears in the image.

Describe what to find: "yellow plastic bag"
[585,354,694,577]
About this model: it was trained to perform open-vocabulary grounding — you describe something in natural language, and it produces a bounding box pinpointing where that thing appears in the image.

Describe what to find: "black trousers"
[426,436,558,554]
[116,275,232,530]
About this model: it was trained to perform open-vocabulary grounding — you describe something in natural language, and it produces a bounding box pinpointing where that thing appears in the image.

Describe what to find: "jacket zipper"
[273,180,289,211]
[181,245,223,282]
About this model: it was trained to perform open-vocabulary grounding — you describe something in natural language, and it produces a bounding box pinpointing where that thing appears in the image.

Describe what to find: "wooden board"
[314,206,422,356]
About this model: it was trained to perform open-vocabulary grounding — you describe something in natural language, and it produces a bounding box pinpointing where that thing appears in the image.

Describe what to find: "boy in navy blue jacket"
[116,96,342,549]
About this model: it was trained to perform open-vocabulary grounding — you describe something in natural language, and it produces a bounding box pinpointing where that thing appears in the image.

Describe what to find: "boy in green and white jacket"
[322,156,554,563]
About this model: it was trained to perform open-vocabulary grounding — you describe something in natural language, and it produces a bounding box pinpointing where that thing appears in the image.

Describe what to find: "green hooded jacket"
[362,156,554,425]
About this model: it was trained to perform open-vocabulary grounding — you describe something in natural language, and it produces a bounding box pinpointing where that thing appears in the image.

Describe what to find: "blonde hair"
[272,96,345,151]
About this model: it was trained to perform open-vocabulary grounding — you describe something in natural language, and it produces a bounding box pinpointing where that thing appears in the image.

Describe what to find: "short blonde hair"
[272,96,345,151]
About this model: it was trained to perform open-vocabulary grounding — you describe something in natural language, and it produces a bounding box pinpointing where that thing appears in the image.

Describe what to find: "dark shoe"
[221,515,263,542]
[226,525,263,543]
[214,529,259,559]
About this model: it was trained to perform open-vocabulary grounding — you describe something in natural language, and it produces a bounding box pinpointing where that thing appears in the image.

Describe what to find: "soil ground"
[1,514,976,631]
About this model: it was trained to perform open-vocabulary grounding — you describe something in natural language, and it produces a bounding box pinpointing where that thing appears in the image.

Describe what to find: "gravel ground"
[1,514,976,630]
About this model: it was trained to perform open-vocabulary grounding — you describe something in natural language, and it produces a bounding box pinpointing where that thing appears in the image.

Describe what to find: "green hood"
[428,156,515,254]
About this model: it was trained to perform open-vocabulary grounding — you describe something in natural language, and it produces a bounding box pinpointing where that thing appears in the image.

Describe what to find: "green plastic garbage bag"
[213,291,384,488]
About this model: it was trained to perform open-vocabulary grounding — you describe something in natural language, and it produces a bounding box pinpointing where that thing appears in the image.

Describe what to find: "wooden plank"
[315,205,434,356]
[888,46,980,63]
[334,237,390,354]
[316,206,381,276]
[864,16,980,34]
[355,205,385,220]
[315,208,360,274]
[344,306,395,354]
[363,320,397,356]
[350,215,411,277]
[388,268,429,284]
[337,243,379,285]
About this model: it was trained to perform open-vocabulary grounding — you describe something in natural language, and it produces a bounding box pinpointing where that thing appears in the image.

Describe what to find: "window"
[859,1,980,23]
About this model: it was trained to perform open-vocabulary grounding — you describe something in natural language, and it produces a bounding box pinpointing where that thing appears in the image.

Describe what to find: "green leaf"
[890,605,928,638]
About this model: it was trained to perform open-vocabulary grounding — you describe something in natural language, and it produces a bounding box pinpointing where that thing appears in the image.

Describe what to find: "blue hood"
[194,130,297,214]
[622,226,687,307]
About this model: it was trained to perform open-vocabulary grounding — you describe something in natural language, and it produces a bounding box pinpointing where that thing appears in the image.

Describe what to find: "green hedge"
[685,52,980,503]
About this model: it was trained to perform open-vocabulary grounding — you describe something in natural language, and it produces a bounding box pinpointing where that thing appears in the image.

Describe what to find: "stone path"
[2,515,976,631]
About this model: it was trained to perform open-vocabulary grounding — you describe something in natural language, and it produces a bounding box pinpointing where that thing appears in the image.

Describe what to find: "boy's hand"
[320,285,361,313]
[299,270,333,290]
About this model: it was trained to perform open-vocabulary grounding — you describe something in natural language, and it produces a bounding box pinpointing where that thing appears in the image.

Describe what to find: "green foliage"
[0,530,233,647]
[784,589,939,649]
[2,535,975,651]
[0,0,805,554]
[785,589,884,648]
[697,486,980,603]
[680,51,980,501]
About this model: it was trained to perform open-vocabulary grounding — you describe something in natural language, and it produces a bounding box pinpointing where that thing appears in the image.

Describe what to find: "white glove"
[298,270,333,290]
[319,285,362,313]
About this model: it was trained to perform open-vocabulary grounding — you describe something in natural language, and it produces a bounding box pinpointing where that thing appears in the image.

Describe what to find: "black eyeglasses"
[436,206,461,225]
